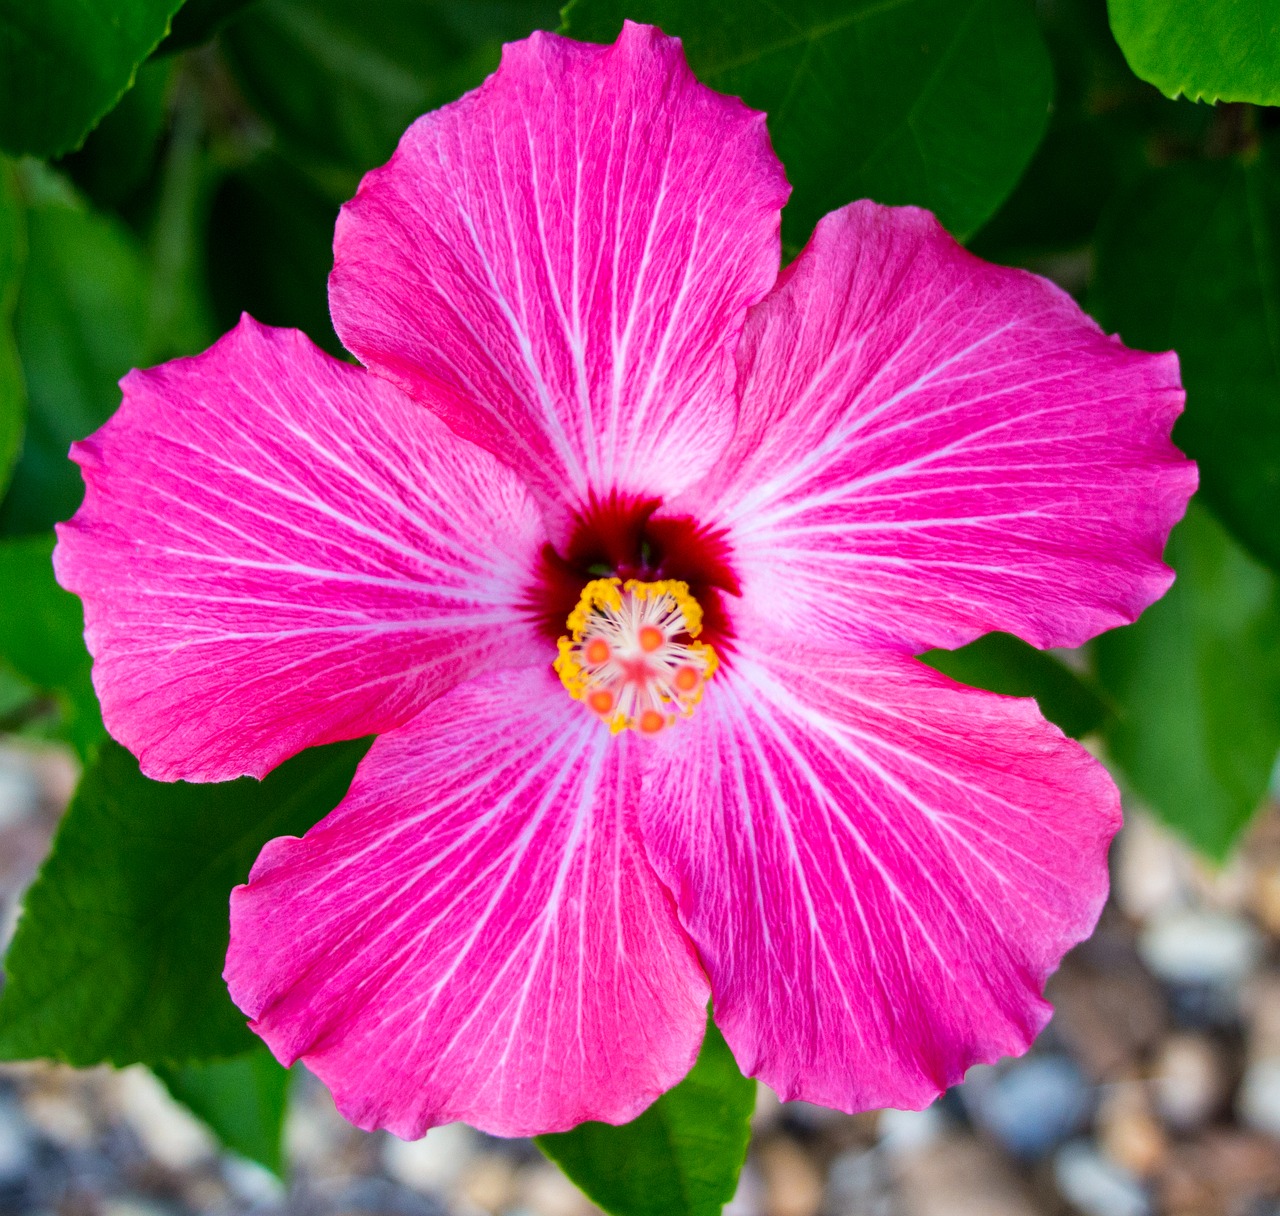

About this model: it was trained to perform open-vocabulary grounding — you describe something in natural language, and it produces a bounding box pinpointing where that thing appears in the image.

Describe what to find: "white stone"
[1237,1058,1280,1138]
[1054,1141,1150,1216]
[1151,1035,1225,1129]
[381,1121,477,1194]
[23,1087,97,1148]
[109,1066,215,1170]
[282,1084,349,1171]
[222,1155,287,1205]
[878,1105,947,1158]
[0,1099,32,1184]
[518,1161,599,1216]
[723,1161,765,1216]
[1138,910,1262,987]
[1114,813,1189,921]
[0,762,37,831]
[99,1201,180,1216]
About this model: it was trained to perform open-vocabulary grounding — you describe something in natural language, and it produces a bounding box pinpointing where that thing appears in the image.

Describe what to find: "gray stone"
[960,1057,1092,1159]
[1054,1141,1150,1216]
[1139,910,1262,988]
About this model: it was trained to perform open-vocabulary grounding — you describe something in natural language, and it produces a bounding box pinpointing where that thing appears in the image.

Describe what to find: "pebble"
[1138,910,1262,989]
[515,1161,599,1216]
[222,1154,288,1205]
[959,1057,1091,1158]
[1248,862,1280,935]
[284,1079,361,1176]
[0,1097,32,1185]
[877,1106,947,1158]
[778,1099,843,1132]
[106,1067,214,1171]
[382,1122,478,1194]
[1096,1083,1167,1177]
[22,1077,98,1148]
[1115,813,1191,921]
[723,1161,765,1216]
[1151,1034,1227,1129]
[1054,1141,1150,1216]
[1048,961,1167,1081]
[0,761,37,831]
[98,1202,181,1216]
[893,1133,1040,1216]
[457,1153,519,1213]
[826,1148,894,1216]
[1244,972,1280,1060]
[1237,1058,1280,1138]
[757,1136,824,1216]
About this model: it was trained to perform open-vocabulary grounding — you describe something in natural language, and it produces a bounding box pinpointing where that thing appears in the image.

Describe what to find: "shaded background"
[1,0,1279,1213]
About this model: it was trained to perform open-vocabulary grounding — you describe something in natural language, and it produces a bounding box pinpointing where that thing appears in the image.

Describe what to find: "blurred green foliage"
[0,0,1276,1206]
[566,0,1054,245]
[1093,147,1280,573]
[0,0,184,157]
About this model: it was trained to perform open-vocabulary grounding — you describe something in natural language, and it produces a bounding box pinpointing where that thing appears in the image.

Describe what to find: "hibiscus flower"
[54,22,1195,1139]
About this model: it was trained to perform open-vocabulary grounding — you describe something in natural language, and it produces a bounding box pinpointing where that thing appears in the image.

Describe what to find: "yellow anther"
[554,577,717,734]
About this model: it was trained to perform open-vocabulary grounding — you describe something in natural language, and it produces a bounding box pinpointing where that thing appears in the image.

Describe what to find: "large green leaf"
[1096,505,1280,860]
[59,57,174,212]
[0,172,150,536]
[1107,0,1280,106]
[537,1022,754,1216]
[0,534,101,755]
[221,0,560,197]
[155,1048,290,1174]
[0,738,369,1066]
[564,0,1053,246]
[0,0,185,158]
[1092,151,1280,573]
[922,634,1109,740]
[0,159,24,497]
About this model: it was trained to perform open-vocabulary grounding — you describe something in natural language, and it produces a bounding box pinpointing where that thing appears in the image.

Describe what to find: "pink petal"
[329,22,788,520]
[689,201,1196,652]
[639,636,1119,1111]
[54,317,547,782]
[227,665,709,1138]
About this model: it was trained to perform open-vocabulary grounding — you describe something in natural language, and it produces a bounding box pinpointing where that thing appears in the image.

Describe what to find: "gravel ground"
[2,738,1279,1216]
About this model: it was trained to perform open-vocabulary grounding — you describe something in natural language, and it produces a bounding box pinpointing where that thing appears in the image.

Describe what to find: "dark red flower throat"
[528,493,740,649]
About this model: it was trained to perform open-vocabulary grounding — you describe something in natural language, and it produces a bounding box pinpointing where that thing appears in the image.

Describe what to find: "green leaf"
[59,57,174,212]
[0,168,151,537]
[0,0,185,158]
[971,0,1147,261]
[1107,0,1280,106]
[563,0,1053,245]
[1096,504,1280,860]
[0,533,101,755]
[1092,150,1280,572]
[537,1022,754,1216]
[221,0,560,197]
[155,1048,290,1174]
[922,634,1109,740]
[0,662,40,726]
[0,737,369,1066]
[0,159,24,498]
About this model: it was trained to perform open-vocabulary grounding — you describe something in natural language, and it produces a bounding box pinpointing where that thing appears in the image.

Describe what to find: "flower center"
[554,578,718,734]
